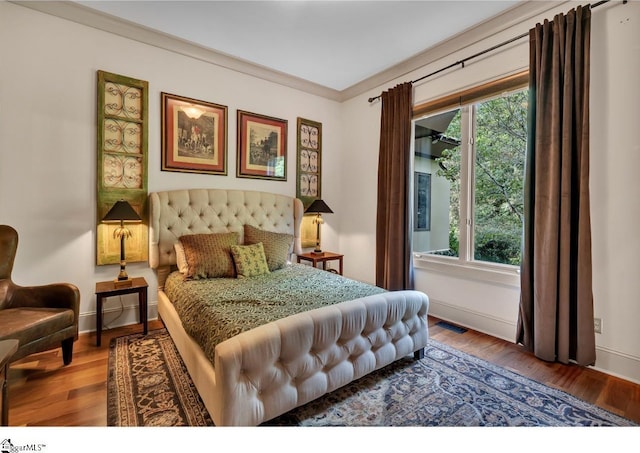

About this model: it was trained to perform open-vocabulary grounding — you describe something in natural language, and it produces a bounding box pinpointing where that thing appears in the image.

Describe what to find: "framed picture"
[296,117,322,209]
[414,171,431,231]
[161,92,228,175]
[237,110,287,180]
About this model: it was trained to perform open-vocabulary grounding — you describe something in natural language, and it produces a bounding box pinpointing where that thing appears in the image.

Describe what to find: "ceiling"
[74,0,523,92]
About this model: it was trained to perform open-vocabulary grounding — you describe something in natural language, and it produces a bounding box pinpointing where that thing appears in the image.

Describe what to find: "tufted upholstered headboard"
[149,188,303,287]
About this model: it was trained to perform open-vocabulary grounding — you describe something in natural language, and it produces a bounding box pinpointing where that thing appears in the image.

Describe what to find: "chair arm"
[8,282,80,324]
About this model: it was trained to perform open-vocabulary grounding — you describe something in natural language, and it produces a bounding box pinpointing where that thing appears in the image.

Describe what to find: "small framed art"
[161,92,228,175]
[237,110,287,180]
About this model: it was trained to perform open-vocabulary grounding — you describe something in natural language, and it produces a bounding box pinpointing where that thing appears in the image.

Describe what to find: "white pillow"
[174,242,188,274]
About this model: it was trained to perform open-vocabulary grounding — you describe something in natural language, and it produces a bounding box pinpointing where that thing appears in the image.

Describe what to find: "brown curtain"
[517,5,595,366]
[376,82,414,290]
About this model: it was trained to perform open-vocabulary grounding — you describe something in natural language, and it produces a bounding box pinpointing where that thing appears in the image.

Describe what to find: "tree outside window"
[413,88,527,267]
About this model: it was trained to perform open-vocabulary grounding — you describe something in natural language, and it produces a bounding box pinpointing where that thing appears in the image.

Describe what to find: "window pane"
[413,109,461,257]
[473,91,526,265]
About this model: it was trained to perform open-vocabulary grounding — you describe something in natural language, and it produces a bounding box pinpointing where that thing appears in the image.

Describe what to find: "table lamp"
[102,200,141,285]
[304,199,333,255]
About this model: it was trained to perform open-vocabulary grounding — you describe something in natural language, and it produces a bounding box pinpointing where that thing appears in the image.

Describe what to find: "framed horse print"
[161,92,228,175]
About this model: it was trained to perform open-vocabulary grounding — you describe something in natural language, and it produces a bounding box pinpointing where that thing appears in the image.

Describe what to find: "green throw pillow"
[230,242,270,278]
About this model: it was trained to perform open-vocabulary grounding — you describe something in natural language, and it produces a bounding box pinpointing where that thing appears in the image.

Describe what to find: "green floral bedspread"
[164,263,386,364]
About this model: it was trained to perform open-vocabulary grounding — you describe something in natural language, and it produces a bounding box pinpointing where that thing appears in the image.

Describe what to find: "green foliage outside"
[434,90,527,266]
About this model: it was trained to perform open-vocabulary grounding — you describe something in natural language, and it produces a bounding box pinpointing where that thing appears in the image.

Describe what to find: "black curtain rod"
[367,0,625,103]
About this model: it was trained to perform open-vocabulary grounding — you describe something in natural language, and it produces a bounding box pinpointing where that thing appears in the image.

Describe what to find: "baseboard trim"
[593,345,640,385]
[78,300,158,334]
[428,298,517,343]
[428,298,640,384]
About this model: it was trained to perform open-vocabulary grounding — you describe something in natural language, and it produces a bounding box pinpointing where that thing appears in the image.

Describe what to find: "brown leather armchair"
[0,225,80,365]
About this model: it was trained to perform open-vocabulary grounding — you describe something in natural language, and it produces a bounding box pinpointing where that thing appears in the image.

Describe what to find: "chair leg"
[61,338,74,365]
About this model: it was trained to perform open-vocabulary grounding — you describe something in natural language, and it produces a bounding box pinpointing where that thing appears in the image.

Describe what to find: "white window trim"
[411,74,528,289]
[413,252,520,288]
[459,105,473,263]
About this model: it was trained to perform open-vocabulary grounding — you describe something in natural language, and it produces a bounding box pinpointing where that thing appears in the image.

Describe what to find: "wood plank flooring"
[5,317,640,426]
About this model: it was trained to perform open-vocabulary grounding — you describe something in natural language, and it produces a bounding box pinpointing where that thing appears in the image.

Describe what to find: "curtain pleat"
[517,5,595,365]
[376,82,414,290]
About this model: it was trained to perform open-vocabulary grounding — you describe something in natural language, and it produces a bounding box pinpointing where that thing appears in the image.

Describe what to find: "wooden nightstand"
[297,251,343,275]
[1,339,18,426]
[95,276,148,346]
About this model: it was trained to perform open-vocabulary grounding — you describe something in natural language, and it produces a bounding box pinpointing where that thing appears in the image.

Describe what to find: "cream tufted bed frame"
[149,188,430,426]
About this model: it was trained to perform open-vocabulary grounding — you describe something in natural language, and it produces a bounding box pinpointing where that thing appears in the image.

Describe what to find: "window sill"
[413,253,520,288]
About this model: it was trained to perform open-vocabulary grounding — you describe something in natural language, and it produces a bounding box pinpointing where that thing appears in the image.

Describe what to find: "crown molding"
[11,0,343,101]
[12,1,571,103]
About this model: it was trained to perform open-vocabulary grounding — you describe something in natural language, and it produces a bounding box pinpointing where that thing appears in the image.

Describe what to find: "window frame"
[411,71,528,286]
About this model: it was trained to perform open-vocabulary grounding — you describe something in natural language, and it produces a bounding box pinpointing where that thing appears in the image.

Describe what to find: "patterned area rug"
[107,328,636,427]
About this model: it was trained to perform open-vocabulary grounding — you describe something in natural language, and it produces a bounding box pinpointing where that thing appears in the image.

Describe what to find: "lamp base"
[114,278,133,288]
[311,250,324,256]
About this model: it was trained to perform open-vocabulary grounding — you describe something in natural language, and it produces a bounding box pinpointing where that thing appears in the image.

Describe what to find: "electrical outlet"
[594,318,602,334]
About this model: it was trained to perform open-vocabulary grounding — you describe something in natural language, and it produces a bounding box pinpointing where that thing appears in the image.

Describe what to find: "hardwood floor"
[6,320,164,427]
[5,316,640,426]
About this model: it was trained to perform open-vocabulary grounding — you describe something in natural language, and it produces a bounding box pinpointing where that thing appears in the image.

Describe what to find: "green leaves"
[433,90,527,265]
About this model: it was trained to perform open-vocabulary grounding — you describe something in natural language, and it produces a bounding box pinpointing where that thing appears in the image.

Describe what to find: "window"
[414,171,431,231]
[412,80,527,269]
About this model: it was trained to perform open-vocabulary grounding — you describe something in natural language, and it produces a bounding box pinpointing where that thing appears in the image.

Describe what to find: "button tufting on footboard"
[151,190,427,425]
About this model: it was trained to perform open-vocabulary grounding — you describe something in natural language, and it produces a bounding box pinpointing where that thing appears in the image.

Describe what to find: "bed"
[149,188,430,426]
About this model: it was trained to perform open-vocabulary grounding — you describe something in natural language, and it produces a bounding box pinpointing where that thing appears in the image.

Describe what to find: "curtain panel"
[376,82,414,290]
[517,5,595,366]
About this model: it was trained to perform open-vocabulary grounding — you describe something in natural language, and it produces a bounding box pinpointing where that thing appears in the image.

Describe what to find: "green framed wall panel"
[96,70,149,265]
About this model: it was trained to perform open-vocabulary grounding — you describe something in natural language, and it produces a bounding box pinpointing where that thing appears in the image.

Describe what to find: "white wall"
[340,1,640,383]
[0,2,342,333]
[589,1,640,382]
